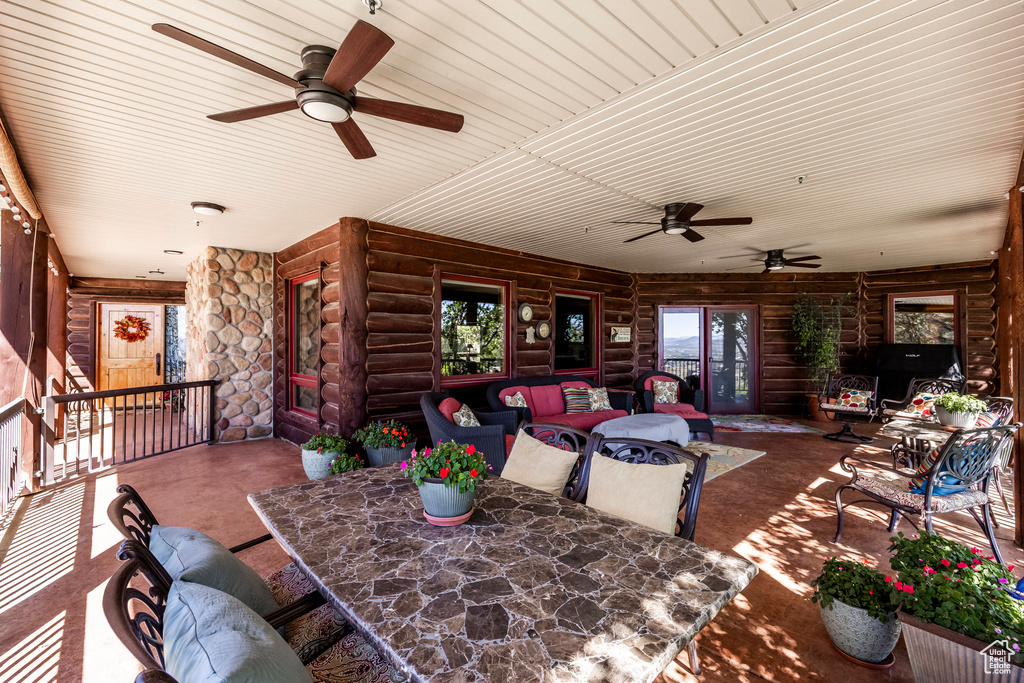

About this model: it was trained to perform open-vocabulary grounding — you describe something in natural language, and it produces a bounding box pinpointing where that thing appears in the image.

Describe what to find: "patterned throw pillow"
[904,392,937,417]
[588,387,612,412]
[562,387,591,414]
[909,446,942,491]
[652,380,678,404]
[452,403,480,427]
[974,411,1001,428]
[838,387,874,408]
[503,391,528,408]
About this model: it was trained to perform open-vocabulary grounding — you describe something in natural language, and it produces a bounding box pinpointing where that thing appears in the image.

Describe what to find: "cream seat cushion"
[500,430,581,496]
[586,454,690,535]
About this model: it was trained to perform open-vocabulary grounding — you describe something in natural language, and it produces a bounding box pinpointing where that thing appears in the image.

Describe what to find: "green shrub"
[401,441,489,493]
[301,433,349,453]
[327,451,364,475]
[933,393,986,414]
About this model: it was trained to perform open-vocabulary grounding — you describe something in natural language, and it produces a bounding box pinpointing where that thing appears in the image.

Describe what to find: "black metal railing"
[663,358,700,379]
[41,380,217,485]
[441,357,503,376]
[664,358,750,395]
[0,398,25,521]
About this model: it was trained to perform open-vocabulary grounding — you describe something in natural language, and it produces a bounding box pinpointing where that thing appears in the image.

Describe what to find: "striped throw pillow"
[562,387,591,413]
[974,411,1001,428]
[909,446,942,491]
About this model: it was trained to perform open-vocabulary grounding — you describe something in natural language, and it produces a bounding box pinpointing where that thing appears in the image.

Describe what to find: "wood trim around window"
[288,271,320,418]
[554,289,602,380]
[885,289,963,348]
[438,274,512,388]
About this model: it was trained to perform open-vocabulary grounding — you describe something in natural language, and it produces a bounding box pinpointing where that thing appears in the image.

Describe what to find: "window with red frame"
[440,276,510,387]
[554,291,599,378]
[289,273,320,417]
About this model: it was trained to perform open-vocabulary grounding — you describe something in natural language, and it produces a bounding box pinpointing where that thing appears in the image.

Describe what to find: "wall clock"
[536,321,551,339]
[518,303,534,323]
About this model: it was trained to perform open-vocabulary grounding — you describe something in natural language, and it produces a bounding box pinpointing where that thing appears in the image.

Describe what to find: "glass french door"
[659,306,758,414]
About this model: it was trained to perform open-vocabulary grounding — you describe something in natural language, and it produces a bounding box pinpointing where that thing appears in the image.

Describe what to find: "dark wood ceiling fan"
[152,20,464,160]
[724,248,822,274]
[615,203,752,244]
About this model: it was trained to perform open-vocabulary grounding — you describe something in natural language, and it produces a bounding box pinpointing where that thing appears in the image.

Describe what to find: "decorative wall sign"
[610,326,631,343]
[113,314,151,343]
[525,326,536,344]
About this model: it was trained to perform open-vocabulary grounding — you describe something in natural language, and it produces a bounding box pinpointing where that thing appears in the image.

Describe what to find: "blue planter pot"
[417,479,475,518]
[365,444,414,468]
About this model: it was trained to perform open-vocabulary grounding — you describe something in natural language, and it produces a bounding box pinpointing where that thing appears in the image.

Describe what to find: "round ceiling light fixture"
[191,201,225,216]
[297,88,353,123]
[164,249,184,255]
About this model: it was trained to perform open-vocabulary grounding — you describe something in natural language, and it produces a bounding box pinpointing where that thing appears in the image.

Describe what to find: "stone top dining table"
[248,465,758,683]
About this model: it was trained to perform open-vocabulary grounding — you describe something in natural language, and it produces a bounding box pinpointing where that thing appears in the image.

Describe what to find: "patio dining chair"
[878,377,965,422]
[819,373,879,444]
[107,485,346,663]
[104,541,397,683]
[834,424,1020,565]
[571,435,710,674]
[517,422,593,498]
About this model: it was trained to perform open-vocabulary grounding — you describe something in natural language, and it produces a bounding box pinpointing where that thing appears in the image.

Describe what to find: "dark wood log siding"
[636,262,999,414]
[66,277,185,390]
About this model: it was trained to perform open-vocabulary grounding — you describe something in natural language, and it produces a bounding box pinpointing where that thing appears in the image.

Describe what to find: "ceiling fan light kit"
[191,201,225,216]
[616,202,752,244]
[152,20,464,160]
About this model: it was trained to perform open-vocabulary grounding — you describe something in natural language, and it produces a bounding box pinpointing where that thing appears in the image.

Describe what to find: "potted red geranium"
[401,440,489,526]
[352,419,414,468]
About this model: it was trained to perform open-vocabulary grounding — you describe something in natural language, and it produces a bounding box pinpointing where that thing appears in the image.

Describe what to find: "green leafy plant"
[401,440,490,493]
[889,531,1024,660]
[933,393,986,414]
[791,294,845,394]
[301,433,349,454]
[327,451,365,475]
[352,420,413,449]
[811,557,901,622]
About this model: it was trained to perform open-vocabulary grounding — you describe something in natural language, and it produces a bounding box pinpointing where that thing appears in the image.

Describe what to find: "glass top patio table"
[248,465,757,683]
[878,418,959,440]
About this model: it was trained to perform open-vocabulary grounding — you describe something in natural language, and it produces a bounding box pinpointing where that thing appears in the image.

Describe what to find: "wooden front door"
[98,304,164,392]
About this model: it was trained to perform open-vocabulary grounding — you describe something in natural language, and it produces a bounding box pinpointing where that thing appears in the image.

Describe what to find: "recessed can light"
[191,201,225,216]
[163,249,183,255]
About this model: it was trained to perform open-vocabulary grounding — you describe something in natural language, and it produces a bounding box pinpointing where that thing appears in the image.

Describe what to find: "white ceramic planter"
[899,612,1024,682]
[819,600,900,664]
[935,405,979,429]
[301,448,341,480]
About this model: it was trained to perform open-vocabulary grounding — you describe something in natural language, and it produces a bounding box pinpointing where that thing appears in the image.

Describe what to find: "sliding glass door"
[659,306,758,414]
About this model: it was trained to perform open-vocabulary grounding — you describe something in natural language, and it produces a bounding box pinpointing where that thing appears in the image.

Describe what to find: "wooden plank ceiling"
[0,0,1021,277]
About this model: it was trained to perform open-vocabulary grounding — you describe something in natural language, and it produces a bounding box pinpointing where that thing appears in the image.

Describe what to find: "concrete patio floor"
[0,421,1019,682]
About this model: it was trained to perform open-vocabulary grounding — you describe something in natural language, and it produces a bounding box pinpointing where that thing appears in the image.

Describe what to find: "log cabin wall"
[860,260,999,395]
[635,272,861,415]
[66,277,185,390]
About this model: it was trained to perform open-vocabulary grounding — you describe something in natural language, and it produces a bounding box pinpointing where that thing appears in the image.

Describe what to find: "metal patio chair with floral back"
[878,377,966,422]
[834,423,1020,565]
[819,373,880,444]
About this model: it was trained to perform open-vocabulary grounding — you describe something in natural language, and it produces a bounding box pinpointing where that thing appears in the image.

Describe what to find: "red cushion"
[506,434,515,455]
[438,397,462,423]
[643,375,678,392]
[542,410,628,431]
[498,386,534,412]
[653,403,707,419]
[531,385,566,418]
[558,381,591,390]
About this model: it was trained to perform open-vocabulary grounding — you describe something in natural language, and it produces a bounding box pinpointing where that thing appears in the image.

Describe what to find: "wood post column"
[334,217,369,436]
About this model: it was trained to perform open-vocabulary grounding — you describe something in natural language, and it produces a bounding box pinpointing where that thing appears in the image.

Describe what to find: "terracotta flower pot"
[301,449,341,480]
[365,444,414,468]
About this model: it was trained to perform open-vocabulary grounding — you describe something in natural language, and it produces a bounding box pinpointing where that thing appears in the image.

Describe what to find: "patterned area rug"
[710,414,825,434]
[685,441,767,481]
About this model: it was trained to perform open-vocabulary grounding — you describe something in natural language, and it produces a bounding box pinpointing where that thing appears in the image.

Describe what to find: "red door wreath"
[113,314,151,343]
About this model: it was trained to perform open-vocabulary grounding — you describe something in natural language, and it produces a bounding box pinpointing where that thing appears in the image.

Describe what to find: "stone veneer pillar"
[185,247,274,441]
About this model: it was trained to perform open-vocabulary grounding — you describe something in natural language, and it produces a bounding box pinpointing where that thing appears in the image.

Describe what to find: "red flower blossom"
[466,444,476,455]
[439,467,450,479]
[957,562,968,569]
[868,590,873,595]
[470,469,478,477]
[884,576,892,582]
[895,582,903,590]
[940,558,951,567]
[904,586,914,594]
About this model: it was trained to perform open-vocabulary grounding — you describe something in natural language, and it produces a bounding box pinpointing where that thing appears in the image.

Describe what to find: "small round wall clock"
[518,302,534,323]
[536,321,551,339]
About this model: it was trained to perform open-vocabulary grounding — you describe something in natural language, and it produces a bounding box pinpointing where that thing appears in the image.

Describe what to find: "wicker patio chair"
[819,373,879,444]
[420,391,519,475]
[107,485,346,663]
[878,377,966,421]
[834,424,1020,565]
[633,370,714,440]
[104,541,397,682]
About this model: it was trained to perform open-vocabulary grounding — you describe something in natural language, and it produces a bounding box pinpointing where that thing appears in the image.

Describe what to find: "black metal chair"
[834,424,1020,565]
[571,435,709,674]
[420,392,519,475]
[518,423,594,498]
[633,370,714,441]
[104,541,393,683]
[107,485,343,663]
[878,377,966,421]
[819,373,879,444]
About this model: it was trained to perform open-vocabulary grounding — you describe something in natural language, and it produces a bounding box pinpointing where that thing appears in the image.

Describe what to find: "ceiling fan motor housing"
[661,202,688,234]
[295,45,355,121]
[764,249,786,270]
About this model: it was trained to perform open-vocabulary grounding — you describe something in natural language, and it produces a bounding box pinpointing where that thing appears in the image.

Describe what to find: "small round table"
[592,413,690,447]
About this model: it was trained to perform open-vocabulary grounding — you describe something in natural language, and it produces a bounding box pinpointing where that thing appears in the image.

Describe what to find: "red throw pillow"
[438,397,461,423]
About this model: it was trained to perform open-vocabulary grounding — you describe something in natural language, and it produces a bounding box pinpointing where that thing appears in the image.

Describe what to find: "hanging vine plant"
[113,314,151,343]
[791,294,846,394]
